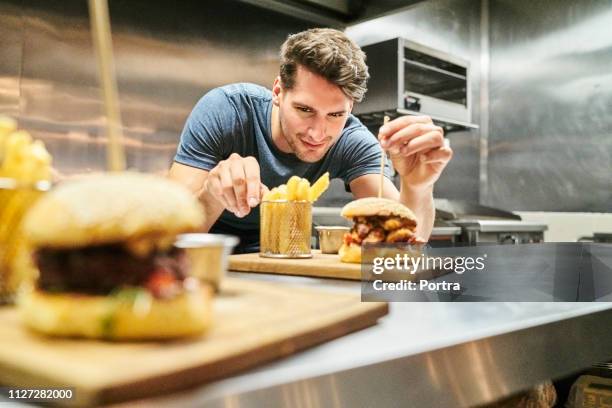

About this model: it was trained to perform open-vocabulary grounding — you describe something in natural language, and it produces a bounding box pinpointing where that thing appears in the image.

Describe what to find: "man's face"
[273,65,353,163]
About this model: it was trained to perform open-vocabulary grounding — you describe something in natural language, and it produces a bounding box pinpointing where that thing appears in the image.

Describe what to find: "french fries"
[286,176,301,201]
[0,117,53,299]
[0,123,52,184]
[260,172,330,256]
[0,116,17,161]
[262,172,329,203]
[308,172,329,202]
[297,179,310,201]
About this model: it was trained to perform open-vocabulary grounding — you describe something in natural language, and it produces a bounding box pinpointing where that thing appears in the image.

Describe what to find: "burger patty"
[35,244,188,295]
[344,215,417,245]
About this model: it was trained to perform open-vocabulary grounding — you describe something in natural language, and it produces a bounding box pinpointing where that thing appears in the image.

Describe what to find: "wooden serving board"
[0,278,387,406]
[229,250,362,280]
[229,251,451,282]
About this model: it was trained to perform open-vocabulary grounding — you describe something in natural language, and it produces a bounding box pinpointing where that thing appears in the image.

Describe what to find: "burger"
[19,172,211,340]
[339,197,421,263]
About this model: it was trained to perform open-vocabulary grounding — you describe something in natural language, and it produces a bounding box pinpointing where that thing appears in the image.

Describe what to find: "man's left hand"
[378,115,453,190]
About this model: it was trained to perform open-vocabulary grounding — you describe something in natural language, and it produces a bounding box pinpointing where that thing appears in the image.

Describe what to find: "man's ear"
[348,99,354,113]
[272,76,282,106]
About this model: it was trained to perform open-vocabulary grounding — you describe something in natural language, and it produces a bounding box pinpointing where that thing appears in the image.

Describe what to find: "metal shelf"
[403,58,467,80]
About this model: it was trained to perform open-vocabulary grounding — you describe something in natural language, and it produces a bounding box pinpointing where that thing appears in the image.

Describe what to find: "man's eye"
[297,107,311,113]
[330,113,344,118]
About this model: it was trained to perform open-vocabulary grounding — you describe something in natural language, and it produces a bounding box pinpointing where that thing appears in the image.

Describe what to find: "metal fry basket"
[260,200,312,258]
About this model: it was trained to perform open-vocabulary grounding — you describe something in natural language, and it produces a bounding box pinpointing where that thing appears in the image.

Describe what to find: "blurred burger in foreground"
[339,197,421,264]
[19,172,211,340]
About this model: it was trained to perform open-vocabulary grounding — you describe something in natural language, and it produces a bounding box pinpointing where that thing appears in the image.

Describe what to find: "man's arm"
[374,114,452,239]
[349,174,434,239]
[167,162,225,232]
[168,155,269,231]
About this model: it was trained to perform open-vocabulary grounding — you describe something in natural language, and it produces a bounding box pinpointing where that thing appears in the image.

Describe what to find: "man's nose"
[308,118,327,142]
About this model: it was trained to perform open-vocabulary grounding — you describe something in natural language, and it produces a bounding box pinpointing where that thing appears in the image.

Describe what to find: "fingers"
[243,156,263,208]
[397,130,445,157]
[205,168,234,214]
[378,115,433,141]
[421,146,453,164]
[207,153,263,218]
[383,123,443,154]
[220,160,240,215]
[229,156,248,216]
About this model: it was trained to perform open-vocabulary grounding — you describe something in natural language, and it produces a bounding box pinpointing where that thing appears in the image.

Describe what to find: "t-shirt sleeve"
[334,127,395,187]
[174,88,238,171]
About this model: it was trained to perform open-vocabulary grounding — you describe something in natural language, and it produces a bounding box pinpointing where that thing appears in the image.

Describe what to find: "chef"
[169,28,452,253]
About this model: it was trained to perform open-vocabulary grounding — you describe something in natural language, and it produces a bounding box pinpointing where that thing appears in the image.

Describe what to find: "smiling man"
[169,28,452,253]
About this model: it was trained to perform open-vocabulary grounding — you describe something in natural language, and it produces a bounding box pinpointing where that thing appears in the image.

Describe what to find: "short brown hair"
[279,28,369,102]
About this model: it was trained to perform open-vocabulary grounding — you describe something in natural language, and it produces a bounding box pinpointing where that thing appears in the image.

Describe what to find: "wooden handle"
[88,0,126,172]
[378,116,390,198]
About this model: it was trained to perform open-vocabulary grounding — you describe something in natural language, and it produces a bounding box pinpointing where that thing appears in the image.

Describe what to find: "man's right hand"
[204,153,268,218]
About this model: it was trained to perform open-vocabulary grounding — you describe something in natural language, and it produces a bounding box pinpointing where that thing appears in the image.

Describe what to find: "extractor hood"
[237,0,426,28]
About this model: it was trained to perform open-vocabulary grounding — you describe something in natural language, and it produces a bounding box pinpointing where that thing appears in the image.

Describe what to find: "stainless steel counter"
[108,271,612,408]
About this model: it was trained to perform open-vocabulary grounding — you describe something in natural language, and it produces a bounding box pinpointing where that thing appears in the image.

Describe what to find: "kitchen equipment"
[578,233,612,244]
[236,0,426,27]
[175,233,239,290]
[435,199,547,245]
[452,220,547,245]
[313,200,545,247]
[354,38,478,131]
[260,200,312,258]
[567,374,612,408]
[315,226,349,254]
[0,278,387,406]
[434,198,522,221]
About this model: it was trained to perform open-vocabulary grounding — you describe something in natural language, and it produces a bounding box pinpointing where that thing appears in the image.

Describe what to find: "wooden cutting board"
[229,250,362,280]
[0,278,387,406]
[228,250,446,281]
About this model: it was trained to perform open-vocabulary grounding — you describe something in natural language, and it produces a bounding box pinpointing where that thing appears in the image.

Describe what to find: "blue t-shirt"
[175,83,393,248]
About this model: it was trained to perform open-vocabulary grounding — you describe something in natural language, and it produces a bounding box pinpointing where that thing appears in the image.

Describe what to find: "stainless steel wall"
[4,0,608,211]
[0,0,313,174]
[346,0,483,203]
[487,0,612,212]
[0,2,22,117]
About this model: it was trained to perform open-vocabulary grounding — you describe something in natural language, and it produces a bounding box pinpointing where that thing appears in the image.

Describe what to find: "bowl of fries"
[260,173,329,258]
[0,116,53,303]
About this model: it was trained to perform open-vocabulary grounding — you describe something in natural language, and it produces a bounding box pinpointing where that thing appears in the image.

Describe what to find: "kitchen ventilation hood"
[237,0,426,27]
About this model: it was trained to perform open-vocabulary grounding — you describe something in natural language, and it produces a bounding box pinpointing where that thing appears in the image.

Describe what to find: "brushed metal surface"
[347,0,482,203]
[479,0,490,205]
[0,0,313,175]
[486,0,612,212]
[103,272,612,408]
[4,0,608,212]
[0,2,22,116]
